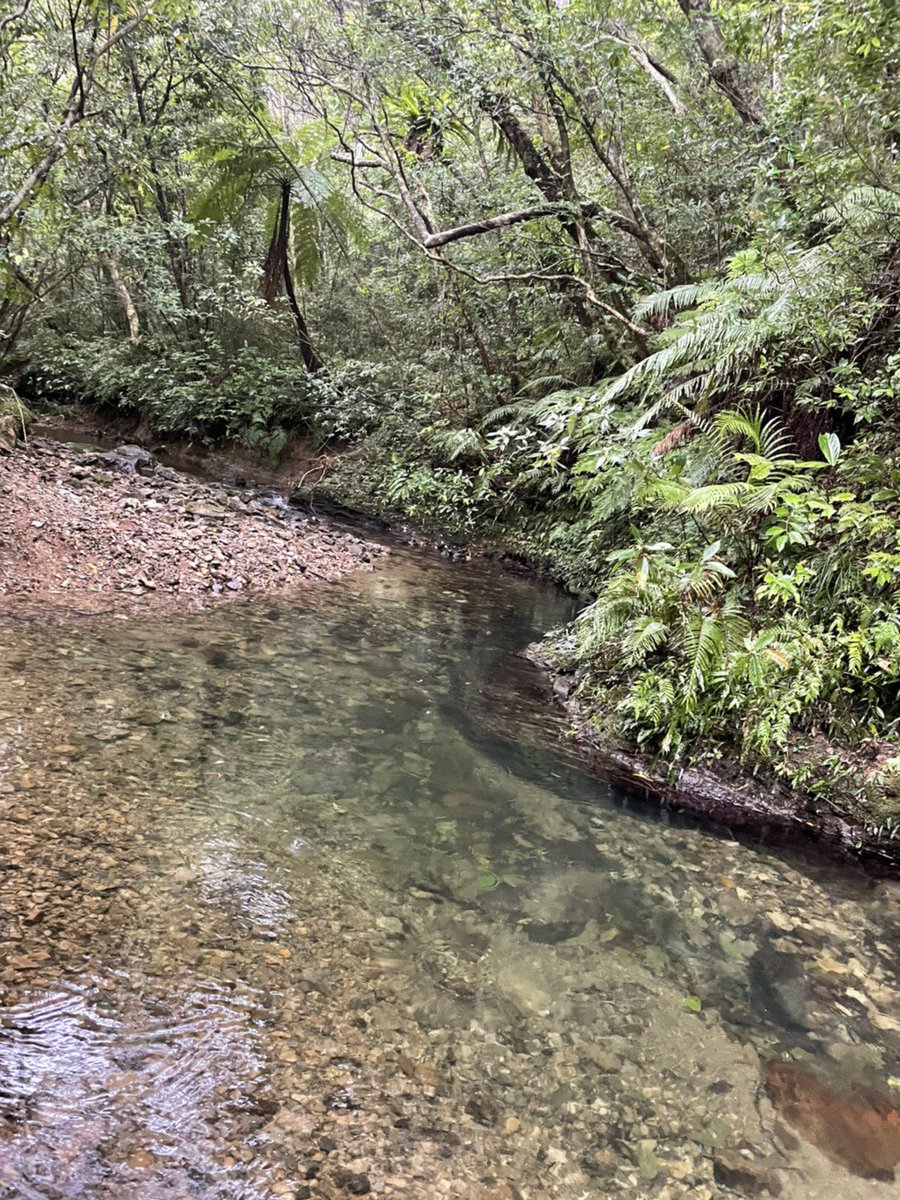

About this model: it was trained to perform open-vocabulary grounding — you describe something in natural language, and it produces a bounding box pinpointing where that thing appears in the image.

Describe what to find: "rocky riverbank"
[525,644,900,873]
[0,435,385,614]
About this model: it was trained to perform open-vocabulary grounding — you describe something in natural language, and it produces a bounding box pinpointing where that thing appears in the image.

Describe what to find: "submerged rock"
[713,1148,783,1195]
[765,1060,900,1181]
[747,947,814,1033]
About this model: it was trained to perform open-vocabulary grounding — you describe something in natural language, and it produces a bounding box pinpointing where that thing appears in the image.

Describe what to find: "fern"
[682,613,725,703]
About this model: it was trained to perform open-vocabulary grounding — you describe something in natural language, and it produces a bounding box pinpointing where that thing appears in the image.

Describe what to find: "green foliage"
[25,330,314,454]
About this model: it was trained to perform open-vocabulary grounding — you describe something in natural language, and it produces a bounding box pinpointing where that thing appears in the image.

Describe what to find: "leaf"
[476,873,501,891]
[683,995,703,1013]
[291,204,322,288]
[682,613,724,701]
[818,431,841,466]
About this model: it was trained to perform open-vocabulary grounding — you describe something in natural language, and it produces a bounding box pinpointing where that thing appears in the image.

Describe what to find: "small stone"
[635,1139,659,1180]
[713,1150,783,1196]
[126,1149,155,1169]
[465,1090,501,1125]
[330,1167,371,1195]
[504,1117,521,1135]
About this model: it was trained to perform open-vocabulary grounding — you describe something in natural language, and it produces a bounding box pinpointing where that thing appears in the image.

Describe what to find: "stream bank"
[0,432,385,615]
[5,411,897,869]
[524,645,899,872]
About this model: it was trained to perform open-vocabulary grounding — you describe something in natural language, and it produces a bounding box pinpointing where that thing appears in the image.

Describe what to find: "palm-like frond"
[611,186,900,433]
[633,281,721,321]
[681,613,725,703]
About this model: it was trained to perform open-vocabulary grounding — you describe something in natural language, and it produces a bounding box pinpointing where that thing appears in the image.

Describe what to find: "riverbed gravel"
[0,435,385,612]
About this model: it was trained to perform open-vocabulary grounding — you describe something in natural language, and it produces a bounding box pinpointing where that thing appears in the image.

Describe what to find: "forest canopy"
[2,0,900,834]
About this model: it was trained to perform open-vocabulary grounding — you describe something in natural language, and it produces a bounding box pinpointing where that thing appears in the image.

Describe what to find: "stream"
[1,547,899,1199]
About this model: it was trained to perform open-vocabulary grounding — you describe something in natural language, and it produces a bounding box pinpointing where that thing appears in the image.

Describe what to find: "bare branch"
[423,204,565,249]
[677,0,766,126]
[0,0,32,40]
[423,256,649,341]
[330,150,388,170]
[602,24,685,115]
[423,200,651,251]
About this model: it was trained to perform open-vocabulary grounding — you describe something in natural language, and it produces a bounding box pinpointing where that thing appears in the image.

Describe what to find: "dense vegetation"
[3,0,900,837]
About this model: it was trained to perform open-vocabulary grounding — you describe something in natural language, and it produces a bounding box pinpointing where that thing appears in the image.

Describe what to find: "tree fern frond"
[679,481,749,511]
[819,185,900,231]
[291,204,323,288]
[481,402,526,429]
[515,374,580,396]
[633,281,721,320]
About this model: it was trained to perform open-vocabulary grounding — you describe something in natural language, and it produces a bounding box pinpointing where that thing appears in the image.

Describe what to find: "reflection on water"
[0,549,898,1198]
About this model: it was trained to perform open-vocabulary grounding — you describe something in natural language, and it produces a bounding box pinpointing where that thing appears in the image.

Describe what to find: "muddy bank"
[31,406,333,492]
[525,645,900,872]
[0,434,385,615]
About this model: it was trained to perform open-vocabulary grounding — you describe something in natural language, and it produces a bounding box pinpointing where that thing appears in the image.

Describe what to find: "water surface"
[1,550,898,1198]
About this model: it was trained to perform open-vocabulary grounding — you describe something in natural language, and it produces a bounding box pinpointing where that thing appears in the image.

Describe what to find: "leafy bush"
[23,331,314,455]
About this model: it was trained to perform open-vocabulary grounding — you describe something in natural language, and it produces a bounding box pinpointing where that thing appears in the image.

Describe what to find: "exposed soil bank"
[0,434,385,616]
[525,644,900,873]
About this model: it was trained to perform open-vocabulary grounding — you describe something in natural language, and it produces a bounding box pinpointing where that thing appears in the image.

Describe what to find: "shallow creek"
[1,549,898,1200]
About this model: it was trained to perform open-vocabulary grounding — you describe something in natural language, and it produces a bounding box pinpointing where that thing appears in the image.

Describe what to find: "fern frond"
[679,481,749,511]
[633,281,721,320]
[681,613,725,703]
[291,204,323,288]
[625,617,669,661]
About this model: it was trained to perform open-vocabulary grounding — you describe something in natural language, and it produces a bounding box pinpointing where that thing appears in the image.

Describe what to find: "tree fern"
[603,186,900,434]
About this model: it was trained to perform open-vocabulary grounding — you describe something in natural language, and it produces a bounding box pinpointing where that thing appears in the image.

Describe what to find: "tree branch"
[0,5,155,228]
[677,0,766,126]
[0,0,31,43]
[601,24,685,115]
[423,200,650,251]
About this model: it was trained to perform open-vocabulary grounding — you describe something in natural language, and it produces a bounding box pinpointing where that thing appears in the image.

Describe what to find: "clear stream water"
[0,547,898,1199]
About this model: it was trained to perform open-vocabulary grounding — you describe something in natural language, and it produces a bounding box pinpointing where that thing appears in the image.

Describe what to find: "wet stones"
[328,1166,372,1194]
[465,1090,502,1126]
[712,1149,783,1196]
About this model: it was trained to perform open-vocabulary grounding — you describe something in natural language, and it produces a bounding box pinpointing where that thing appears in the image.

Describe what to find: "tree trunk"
[100,251,140,340]
[677,0,767,126]
[262,182,323,374]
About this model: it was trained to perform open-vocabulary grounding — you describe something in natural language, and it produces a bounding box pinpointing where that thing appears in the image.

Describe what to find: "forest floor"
[0,432,385,615]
